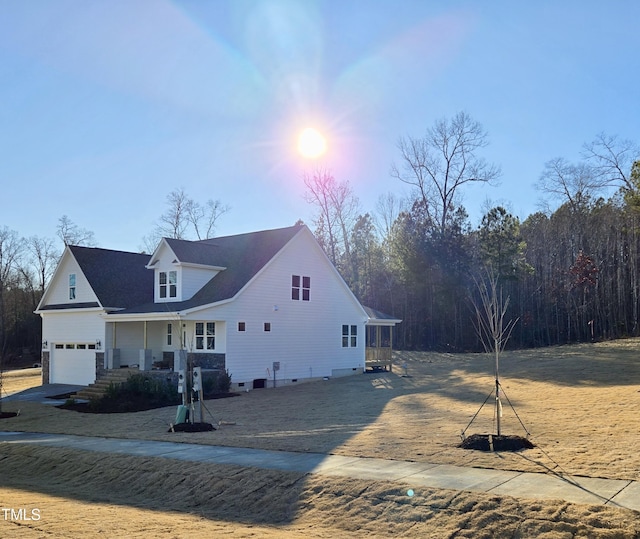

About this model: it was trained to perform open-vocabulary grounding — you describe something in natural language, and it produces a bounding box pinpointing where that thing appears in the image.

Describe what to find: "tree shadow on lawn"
[0,357,557,529]
[6,347,640,525]
[396,342,640,388]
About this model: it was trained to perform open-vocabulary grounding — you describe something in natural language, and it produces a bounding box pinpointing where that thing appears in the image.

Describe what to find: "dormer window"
[159,271,177,298]
[69,274,76,300]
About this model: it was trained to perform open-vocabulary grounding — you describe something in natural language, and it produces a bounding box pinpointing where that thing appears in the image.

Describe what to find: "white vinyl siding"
[43,252,98,306]
[42,311,105,345]
[181,266,219,300]
[187,228,365,384]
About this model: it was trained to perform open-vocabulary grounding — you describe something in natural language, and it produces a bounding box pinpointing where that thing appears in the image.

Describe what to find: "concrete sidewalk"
[1,431,638,512]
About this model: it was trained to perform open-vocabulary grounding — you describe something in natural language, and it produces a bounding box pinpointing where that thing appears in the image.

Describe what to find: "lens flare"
[297,127,327,158]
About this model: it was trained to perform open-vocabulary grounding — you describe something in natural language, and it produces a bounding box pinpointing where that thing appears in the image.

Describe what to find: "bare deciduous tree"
[303,169,360,281]
[582,132,639,192]
[535,157,602,211]
[56,215,96,247]
[375,192,406,240]
[25,236,59,294]
[391,111,501,238]
[0,227,24,395]
[142,188,229,252]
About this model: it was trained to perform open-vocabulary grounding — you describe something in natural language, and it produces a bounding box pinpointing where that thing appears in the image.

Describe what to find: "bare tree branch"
[391,111,501,237]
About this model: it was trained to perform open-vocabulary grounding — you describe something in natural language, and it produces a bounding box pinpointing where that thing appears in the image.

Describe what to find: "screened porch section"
[363,306,402,372]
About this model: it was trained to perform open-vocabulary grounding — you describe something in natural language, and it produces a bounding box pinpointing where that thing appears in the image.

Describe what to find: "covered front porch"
[364,307,402,372]
[101,317,226,374]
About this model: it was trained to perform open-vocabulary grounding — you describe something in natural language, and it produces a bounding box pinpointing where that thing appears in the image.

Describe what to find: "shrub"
[90,374,180,413]
[202,369,232,397]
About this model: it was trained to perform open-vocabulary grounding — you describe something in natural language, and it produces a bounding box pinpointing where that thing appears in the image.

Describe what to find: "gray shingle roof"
[69,246,154,309]
[363,305,402,324]
[111,225,304,314]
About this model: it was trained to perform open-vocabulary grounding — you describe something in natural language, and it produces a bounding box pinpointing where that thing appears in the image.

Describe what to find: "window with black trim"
[238,322,246,332]
[159,271,177,298]
[342,324,358,347]
[195,322,215,350]
[264,322,271,332]
[292,275,310,301]
[69,273,76,300]
[167,323,172,346]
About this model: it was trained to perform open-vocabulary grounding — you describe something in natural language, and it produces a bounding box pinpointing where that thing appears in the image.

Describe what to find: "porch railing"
[365,347,393,370]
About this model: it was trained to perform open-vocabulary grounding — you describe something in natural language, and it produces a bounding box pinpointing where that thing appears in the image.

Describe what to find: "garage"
[50,344,96,386]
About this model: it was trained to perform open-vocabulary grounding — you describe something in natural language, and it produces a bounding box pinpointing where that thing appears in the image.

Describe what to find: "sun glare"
[297,127,327,159]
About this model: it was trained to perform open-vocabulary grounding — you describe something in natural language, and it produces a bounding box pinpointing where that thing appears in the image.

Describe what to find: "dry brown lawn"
[1,340,640,537]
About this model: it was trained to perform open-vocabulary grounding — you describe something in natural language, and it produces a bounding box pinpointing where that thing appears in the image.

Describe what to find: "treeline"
[320,196,640,351]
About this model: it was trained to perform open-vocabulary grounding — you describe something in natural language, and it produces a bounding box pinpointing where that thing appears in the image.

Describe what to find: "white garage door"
[50,344,96,386]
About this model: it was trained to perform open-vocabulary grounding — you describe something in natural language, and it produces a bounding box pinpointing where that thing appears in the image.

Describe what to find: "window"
[77,344,86,350]
[169,271,177,297]
[88,344,96,350]
[167,323,172,346]
[55,344,64,349]
[69,273,76,300]
[159,271,177,298]
[292,275,310,301]
[342,325,358,347]
[65,344,75,349]
[195,322,215,350]
[238,322,246,332]
[264,322,271,332]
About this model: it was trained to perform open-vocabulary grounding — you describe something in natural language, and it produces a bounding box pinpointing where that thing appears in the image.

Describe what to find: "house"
[36,225,401,389]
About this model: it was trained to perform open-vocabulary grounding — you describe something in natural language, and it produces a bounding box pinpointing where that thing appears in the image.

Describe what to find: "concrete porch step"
[72,368,140,401]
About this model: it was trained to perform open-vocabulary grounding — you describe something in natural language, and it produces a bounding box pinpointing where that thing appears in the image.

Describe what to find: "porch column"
[138,321,152,370]
[389,326,393,372]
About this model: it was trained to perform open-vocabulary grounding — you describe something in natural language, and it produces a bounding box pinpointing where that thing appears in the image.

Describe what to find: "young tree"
[391,111,501,239]
[470,269,519,436]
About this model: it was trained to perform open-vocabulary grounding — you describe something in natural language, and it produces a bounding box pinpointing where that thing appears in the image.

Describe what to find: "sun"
[297,127,327,159]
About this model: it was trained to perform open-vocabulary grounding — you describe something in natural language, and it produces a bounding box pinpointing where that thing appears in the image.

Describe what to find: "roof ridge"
[69,245,148,256]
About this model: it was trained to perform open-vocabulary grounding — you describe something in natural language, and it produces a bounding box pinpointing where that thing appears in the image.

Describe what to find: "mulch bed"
[168,422,216,432]
[0,412,19,419]
[56,392,240,414]
[459,433,535,452]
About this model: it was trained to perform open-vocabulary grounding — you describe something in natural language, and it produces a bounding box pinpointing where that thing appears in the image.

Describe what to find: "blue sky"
[2,0,638,252]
